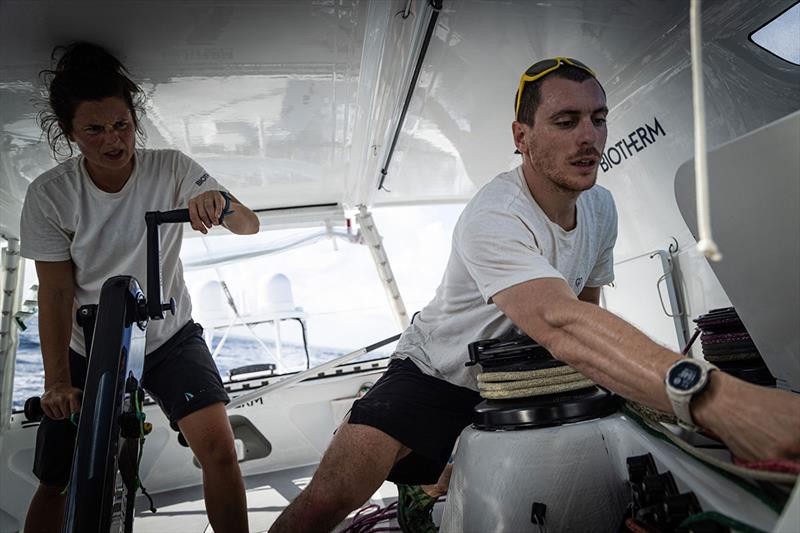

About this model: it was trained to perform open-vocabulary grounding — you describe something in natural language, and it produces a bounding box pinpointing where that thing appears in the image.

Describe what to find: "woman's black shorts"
[32,320,229,487]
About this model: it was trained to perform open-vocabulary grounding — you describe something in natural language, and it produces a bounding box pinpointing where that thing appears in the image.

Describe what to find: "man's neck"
[521,162,580,231]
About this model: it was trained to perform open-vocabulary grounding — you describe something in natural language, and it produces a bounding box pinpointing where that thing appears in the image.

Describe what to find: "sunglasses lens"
[567,57,590,70]
[525,59,559,77]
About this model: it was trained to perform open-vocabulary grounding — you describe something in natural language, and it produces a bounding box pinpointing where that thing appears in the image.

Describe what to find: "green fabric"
[396,483,438,533]
[679,511,767,533]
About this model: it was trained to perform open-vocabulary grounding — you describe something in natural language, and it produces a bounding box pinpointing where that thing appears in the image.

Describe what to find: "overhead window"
[749,2,800,65]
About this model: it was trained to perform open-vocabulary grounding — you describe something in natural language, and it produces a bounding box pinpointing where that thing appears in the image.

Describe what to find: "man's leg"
[178,402,248,533]
[24,484,65,533]
[421,463,453,498]
[270,422,410,533]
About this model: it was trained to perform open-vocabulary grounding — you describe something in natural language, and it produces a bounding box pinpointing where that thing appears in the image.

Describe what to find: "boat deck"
[132,464,414,532]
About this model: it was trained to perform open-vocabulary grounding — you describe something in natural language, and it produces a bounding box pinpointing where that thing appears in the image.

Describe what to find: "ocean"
[12,317,391,411]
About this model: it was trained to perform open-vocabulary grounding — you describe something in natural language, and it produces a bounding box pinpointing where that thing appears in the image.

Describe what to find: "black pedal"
[119,411,150,439]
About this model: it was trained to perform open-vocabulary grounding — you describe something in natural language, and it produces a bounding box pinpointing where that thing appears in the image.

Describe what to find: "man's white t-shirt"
[20,149,227,356]
[395,166,618,390]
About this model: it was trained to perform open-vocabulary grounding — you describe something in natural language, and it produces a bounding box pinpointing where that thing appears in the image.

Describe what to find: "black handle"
[154,208,191,224]
[145,209,190,320]
[24,396,44,422]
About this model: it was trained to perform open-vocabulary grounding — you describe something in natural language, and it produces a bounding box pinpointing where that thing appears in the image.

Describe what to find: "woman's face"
[68,96,136,181]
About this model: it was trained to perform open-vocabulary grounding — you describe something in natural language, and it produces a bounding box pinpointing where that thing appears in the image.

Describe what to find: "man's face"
[518,77,608,192]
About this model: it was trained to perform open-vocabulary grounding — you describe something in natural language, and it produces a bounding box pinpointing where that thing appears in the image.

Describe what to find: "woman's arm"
[35,259,83,419]
[188,190,259,235]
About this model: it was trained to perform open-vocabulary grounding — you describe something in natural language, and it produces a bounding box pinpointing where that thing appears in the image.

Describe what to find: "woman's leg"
[177,402,248,533]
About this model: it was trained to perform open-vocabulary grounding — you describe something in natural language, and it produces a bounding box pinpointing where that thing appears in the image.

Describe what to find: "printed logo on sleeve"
[575,276,584,290]
[195,173,210,187]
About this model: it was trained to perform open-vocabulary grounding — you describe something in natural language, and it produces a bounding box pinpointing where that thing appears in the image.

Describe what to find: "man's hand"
[693,373,800,462]
[41,382,82,420]
[188,191,227,234]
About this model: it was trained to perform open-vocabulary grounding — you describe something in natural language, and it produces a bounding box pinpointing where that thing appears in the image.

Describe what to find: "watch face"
[669,361,702,391]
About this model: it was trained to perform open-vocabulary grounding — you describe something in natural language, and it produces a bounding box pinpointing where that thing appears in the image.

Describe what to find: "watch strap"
[666,359,718,431]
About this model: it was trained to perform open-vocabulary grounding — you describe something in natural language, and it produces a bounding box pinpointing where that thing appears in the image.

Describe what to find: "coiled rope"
[476,364,595,399]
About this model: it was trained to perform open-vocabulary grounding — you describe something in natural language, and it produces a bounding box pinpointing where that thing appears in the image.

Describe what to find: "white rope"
[690,0,722,261]
[477,365,595,399]
[478,372,588,391]
[479,378,596,400]
[478,365,577,382]
[626,402,797,484]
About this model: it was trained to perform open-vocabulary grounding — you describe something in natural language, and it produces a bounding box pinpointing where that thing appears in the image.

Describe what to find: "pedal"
[119,411,150,438]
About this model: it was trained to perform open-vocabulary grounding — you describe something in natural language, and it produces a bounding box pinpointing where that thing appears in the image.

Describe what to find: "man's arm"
[577,286,601,305]
[493,277,800,461]
[35,260,82,419]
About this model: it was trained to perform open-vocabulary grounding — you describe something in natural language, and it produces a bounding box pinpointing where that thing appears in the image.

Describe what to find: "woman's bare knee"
[177,403,238,469]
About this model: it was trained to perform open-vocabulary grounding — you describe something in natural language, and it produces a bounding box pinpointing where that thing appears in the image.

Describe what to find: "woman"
[20,42,259,533]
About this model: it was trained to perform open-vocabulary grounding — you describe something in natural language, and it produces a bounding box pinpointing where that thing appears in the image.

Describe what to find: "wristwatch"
[219,190,233,225]
[664,358,718,431]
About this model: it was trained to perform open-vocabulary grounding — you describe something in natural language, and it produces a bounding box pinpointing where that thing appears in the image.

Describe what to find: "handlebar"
[145,202,233,321]
[151,208,191,225]
[24,396,80,425]
[24,396,43,422]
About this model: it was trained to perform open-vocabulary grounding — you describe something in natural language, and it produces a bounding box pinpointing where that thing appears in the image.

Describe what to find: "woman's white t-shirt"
[20,149,226,356]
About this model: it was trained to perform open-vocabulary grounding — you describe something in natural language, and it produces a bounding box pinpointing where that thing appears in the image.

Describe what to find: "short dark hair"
[515,65,602,127]
[38,42,146,159]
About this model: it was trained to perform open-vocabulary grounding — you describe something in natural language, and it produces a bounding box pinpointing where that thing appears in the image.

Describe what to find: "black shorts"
[348,357,482,485]
[32,320,229,487]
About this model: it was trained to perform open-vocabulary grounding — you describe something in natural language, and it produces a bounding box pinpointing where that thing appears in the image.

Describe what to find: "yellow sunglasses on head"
[515,57,597,121]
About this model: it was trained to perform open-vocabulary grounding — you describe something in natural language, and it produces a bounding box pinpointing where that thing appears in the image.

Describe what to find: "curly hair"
[38,42,146,160]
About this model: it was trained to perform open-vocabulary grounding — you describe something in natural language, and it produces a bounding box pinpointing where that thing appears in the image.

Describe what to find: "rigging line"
[400,0,413,19]
[198,235,284,371]
[227,333,401,410]
[288,317,311,370]
[210,317,236,359]
[182,228,355,270]
[690,0,722,261]
[377,0,444,191]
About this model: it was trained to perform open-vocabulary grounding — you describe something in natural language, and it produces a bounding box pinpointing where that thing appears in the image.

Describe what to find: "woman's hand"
[188,191,227,234]
[41,382,82,420]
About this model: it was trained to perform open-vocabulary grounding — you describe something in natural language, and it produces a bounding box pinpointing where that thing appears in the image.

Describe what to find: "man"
[270,58,800,533]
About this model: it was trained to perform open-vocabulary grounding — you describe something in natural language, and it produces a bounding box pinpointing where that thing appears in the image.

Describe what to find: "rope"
[134,389,157,514]
[478,365,578,382]
[624,402,796,485]
[476,364,595,399]
[479,378,596,399]
[341,501,401,533]
[478,372,588,391]
[625,400,678,425]
[622,404,794,516]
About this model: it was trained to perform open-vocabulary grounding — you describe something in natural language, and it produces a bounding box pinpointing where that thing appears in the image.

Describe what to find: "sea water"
[12,317,387,411]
